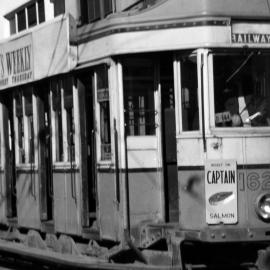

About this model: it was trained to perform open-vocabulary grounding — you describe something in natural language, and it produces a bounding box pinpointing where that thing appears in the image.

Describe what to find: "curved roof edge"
[77,0,270,42]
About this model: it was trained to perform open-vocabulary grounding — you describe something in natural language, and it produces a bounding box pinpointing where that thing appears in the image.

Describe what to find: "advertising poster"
[205,160,238,224]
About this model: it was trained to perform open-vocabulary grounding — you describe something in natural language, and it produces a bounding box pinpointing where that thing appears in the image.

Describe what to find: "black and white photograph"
[0,0,270,269]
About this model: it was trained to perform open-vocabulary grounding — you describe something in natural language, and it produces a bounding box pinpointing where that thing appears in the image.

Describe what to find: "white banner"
[0,14,77,91]
[0,34,33,89]
[205,160,238,224]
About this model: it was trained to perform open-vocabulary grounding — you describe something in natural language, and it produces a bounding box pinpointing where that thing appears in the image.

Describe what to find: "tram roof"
[77,0,270,41]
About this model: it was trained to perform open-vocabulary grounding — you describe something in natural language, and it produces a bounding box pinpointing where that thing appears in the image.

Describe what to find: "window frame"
[0,103,3,169]
[209,49,270,135]
[174,51,202,137]
[6,0,45,35]
[51,76,79,167]
[14,87,37,167]
[79,0,114,25]
[122,57,158,137]
[94,65,112,162]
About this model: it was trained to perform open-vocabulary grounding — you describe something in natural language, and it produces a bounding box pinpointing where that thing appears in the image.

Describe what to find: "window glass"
[38,0,45,23]
[123,58,156,136]
[88,0,101,22]
[54,0,65,17]
[27,4,37,28]
[0,122,1,166]
[103,0,113,16]
[214,52,270,127]
[52,80,64,161]
[80,0,89,24]
[9,16,16,34]
[24,89,34,163]
[181,55,199,131]
[63,77,75,162]
[17,9,26,32]
[96,66,111,160]
[15,92,25,163]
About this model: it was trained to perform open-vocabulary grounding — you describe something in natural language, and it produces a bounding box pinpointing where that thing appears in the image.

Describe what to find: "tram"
[0,0,270,269]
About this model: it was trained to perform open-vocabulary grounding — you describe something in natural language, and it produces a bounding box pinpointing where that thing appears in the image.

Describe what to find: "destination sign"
[205,160,238,224]
[0,34,33,90]
[232,33,270,44]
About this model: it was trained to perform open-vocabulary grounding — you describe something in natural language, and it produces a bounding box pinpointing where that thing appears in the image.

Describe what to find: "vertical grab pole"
[69,120,76,205]
[123,116,130,235]
[30,117,36,199]
[200,53,207,153]
[114,119,120,205]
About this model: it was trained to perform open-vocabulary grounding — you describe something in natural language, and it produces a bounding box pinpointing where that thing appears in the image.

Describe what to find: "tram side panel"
[16,170,41,228]
[0,103,9,225]
[126,137,164,227]
[53,170,80,234]
[242,136,270,229]
[97,171,120,240]
[51,77,82,235]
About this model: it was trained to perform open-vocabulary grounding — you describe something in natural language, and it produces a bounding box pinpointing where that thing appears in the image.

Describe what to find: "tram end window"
[51,79,64,162]
[213,52,270,128]
[24,88,35,164]
[96,65,111,161]
[180,55,199,131]
[123,57,156,136]
[63,77,75,162]
[15,91,25,164]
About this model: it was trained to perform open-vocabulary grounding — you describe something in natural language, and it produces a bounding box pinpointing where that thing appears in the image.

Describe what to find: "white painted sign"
[205,160,238,224]
[0,14,77,91]
[0,34,33,89]
[215,111,231,124]
[231,23,270,45]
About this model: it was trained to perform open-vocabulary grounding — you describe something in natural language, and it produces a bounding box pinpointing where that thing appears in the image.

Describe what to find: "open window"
[51,79,64,162]
[5,0,45,35]
[14,87,34,165]
[80,0,113,24]
[15,91,25,164]
[63,77,75,162]
[180,54,199,132]
[95,65,111,161]
[213,51,270,128]
[123,57,156,136]
[51,76,76,164]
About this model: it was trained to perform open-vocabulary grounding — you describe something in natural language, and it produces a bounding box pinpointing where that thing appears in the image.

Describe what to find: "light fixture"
[255,193,270,222]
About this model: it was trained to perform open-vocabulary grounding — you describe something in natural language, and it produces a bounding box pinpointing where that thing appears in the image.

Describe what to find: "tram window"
[15,92,25,164]
[27,3,37,28]
[96,66,111,160]
[213,52,270,128]
[52,80,64,162]
[9,16,16,35]
[104,0,113,16]
[38,0,45,23]
[80,0,113,24]
[123,58,156,136]
[64,77,75,162]
[17,9,26,32]
[24,89,35,164]
[0,123,1,167]
[53,0,65,17]
[180,55,199,131]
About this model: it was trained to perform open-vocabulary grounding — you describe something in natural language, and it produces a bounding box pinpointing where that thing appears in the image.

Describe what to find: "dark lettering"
[247,172,260,191]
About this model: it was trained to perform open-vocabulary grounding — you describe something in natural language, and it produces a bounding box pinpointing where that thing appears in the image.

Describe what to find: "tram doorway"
[1,93,17,220]
[37,84,53,222]
[77,74,97,227]
[160,55,179,222]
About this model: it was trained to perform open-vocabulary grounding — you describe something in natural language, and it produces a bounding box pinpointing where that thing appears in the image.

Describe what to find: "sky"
[0,0,27,39]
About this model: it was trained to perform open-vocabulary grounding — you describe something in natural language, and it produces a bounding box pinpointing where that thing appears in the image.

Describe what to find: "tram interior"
[214,51,270,128]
